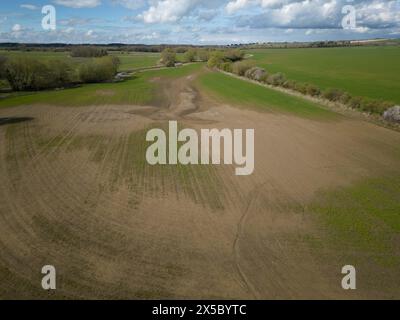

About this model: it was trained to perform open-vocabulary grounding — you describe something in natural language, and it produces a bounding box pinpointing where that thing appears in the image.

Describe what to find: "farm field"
[0,63,201,108]
[110,52,161,71]
[249,46,400,104]
[0,50,400,300]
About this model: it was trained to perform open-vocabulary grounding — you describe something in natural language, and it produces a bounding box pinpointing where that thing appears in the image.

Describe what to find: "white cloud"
[138,0,200,23]
[53,0,102,8]
[357,0,400,29]
[226,0,249,14]
[20,4,39,10]
[12,24,23,32]
[112,0,146,10]
[226,0,292,14]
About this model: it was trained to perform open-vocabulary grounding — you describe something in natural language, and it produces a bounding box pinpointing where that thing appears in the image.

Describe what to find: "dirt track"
[0,74,399,299]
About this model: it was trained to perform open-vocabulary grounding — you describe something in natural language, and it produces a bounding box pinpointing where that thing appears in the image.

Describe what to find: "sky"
[0,0,399,44]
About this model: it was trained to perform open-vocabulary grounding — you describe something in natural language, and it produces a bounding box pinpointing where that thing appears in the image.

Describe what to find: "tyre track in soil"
[0,79,236,298]
[232,181,265,299]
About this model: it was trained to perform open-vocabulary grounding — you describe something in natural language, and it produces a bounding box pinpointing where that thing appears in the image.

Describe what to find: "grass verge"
[197,70,337,120]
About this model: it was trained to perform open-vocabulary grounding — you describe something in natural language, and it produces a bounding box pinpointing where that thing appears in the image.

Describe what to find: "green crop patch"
[197,71,336,120]
[306,173,400,268]
[0,63,202,108]
[249,46,400,104]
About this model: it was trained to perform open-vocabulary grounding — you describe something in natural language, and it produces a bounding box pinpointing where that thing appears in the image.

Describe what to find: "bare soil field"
[0,72,399,299]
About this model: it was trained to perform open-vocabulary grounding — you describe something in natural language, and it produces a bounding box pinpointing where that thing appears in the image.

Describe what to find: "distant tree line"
[70,46,108,57]
[0,40,398,54]
[159,47,213,67]
[0,54,120,91]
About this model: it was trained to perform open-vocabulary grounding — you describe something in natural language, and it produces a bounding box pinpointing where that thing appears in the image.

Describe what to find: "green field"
[249,46,400,104]
[197,71,336,119]
[110,52,160,71]
[305,172,400,283]
[0,63,202,108]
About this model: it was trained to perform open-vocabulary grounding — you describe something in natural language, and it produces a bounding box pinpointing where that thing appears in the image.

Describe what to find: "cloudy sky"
[0,0,399,44]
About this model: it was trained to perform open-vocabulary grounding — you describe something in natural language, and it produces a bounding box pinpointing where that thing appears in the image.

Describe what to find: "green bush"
[282,79,297,89]
[183,49,196,63]
[266,72,286,86]
[160,48,176,67]
[305,84,321,97]
[322,88,345,101]
[220,62,233,73]
[5,57,73,91]
[196,49,210,62]
[0,55,7,78]
[224,49,245,62]
[232,60,255,76]
[357,98,394,114]
[244,67,267,81]
[339,92,352,105]
[293,82,307,94]
[347,96,363,109]
[78,56,119,83]
[207,49,245,69]
[207,51,225,68]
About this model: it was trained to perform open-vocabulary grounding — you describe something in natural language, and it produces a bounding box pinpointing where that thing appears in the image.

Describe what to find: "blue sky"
[0,0,399,44]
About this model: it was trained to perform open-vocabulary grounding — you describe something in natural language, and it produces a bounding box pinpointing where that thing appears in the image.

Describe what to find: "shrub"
[5,57,73,91]
[183,48,196,63]
[282,79,297,89]
[305,84,321,97]
[266,72,286,86]
[160,48,176,67]
[196,49,210,62]
[259,72,269,83]
[45,60,75,87]
[207,51,225,68]
[79,56,119,83]
[244,67,267,81]
[232,60,255,76]
[358,98,393,114]
[383,106,400,122]
[339,92,352,105]
[348,96,363,109]
[293,82,307,94]
[0,55,7,78]
[322,88,345,101]
[220,62,233,73]
[224,49,245,62]
[71,46,108,58]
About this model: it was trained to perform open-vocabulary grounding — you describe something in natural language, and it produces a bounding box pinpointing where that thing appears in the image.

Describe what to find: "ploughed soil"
[0,72,399,299]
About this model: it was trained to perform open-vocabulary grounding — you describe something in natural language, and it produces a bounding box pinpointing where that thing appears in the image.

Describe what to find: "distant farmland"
[249,46,400,104]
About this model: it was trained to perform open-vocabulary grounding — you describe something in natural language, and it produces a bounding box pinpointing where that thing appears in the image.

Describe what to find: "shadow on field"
[0,117,34,126]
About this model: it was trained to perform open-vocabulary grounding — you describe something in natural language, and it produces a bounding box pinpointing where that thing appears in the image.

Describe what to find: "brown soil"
[0,73,399,299]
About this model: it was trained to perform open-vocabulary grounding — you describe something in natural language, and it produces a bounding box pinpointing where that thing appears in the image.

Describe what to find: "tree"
[232,60,255,76]
[0,55,7,78]
[224,49,245,62]
[160,48,176,67]
[196,49,210,62]
[5,57,74,91]
[79,56,119,83]
[183,48,196,63]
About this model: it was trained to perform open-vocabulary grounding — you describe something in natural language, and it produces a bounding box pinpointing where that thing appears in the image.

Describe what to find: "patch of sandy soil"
[0,72,399,299]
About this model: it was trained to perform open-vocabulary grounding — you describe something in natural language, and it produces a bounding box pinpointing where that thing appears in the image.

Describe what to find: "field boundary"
[217,69,400,132]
